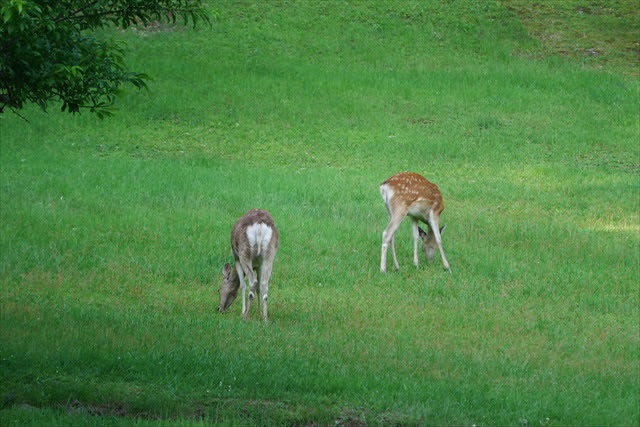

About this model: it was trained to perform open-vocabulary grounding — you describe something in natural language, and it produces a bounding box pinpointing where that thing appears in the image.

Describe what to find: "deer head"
[419,225,446,263]
[218,263,239,312]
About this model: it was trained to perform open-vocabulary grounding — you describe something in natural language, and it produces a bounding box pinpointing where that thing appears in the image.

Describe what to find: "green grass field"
[1,1,639,425]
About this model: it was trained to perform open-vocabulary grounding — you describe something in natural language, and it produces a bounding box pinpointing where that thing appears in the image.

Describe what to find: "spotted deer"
[218,209,278,323]
[379,172,450,272]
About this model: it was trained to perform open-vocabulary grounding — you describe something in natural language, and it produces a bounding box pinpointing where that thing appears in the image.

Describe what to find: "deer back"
[230,209,279,263]
[381,172,444,219]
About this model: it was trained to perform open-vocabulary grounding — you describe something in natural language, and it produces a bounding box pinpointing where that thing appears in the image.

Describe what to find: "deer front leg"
[428,211,450,271]
[234,262,247,316]
[410,218,419,268]
[239,258,257,319]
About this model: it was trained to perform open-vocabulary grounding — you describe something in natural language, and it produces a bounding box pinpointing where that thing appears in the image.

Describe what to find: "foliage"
[0,0,210,118]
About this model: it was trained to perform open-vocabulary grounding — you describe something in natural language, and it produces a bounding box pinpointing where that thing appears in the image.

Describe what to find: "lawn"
[1,1,638,425]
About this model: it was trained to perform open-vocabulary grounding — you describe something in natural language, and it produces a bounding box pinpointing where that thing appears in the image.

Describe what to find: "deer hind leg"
[258,260,273,324]
[383,201,399,271]
[428,210,450,271]
[390,234,400,270]
[381,212,406,273]
[410,217,420,268]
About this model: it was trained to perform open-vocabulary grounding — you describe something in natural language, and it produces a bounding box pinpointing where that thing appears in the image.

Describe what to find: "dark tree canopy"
[0,0,211,118]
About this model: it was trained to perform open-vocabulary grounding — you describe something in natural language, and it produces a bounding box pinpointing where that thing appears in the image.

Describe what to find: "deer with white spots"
[218,209,278,323]
[379,172,450,272]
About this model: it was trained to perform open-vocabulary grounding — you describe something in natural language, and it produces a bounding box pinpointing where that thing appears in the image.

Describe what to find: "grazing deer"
[218,209,279,323]
[379,172,450,272]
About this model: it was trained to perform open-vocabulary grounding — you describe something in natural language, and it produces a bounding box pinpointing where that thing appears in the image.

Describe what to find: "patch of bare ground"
[62,399,134,418]
[2,396,416,425]
[503,0,640,76]
[121,19,186,37]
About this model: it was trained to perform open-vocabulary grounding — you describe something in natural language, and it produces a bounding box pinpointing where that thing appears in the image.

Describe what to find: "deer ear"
[223,263,231,278]
[440,225,446,234]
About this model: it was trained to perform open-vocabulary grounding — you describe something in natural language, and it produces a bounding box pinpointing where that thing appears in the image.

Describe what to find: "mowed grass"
[1,1,639,425]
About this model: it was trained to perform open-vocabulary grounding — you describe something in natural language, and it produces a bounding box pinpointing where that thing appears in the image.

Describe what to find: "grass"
[1,0,639,425]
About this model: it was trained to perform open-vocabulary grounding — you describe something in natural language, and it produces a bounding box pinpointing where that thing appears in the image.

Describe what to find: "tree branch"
[8,106,31,123]
[55,0,102,23]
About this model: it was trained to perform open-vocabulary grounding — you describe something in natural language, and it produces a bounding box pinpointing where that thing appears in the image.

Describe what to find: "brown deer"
[379,172,450,272]
[218,209,278,323]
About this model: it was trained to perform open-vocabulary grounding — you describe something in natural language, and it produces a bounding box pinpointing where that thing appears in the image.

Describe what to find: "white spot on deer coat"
[246,223,273,256]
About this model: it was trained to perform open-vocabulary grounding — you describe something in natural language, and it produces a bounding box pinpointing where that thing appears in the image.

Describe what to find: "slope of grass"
[1,0,638,425]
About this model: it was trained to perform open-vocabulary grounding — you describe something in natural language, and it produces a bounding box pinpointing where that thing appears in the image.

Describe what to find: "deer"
[379,172,450,272]
[218,209,279,323]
